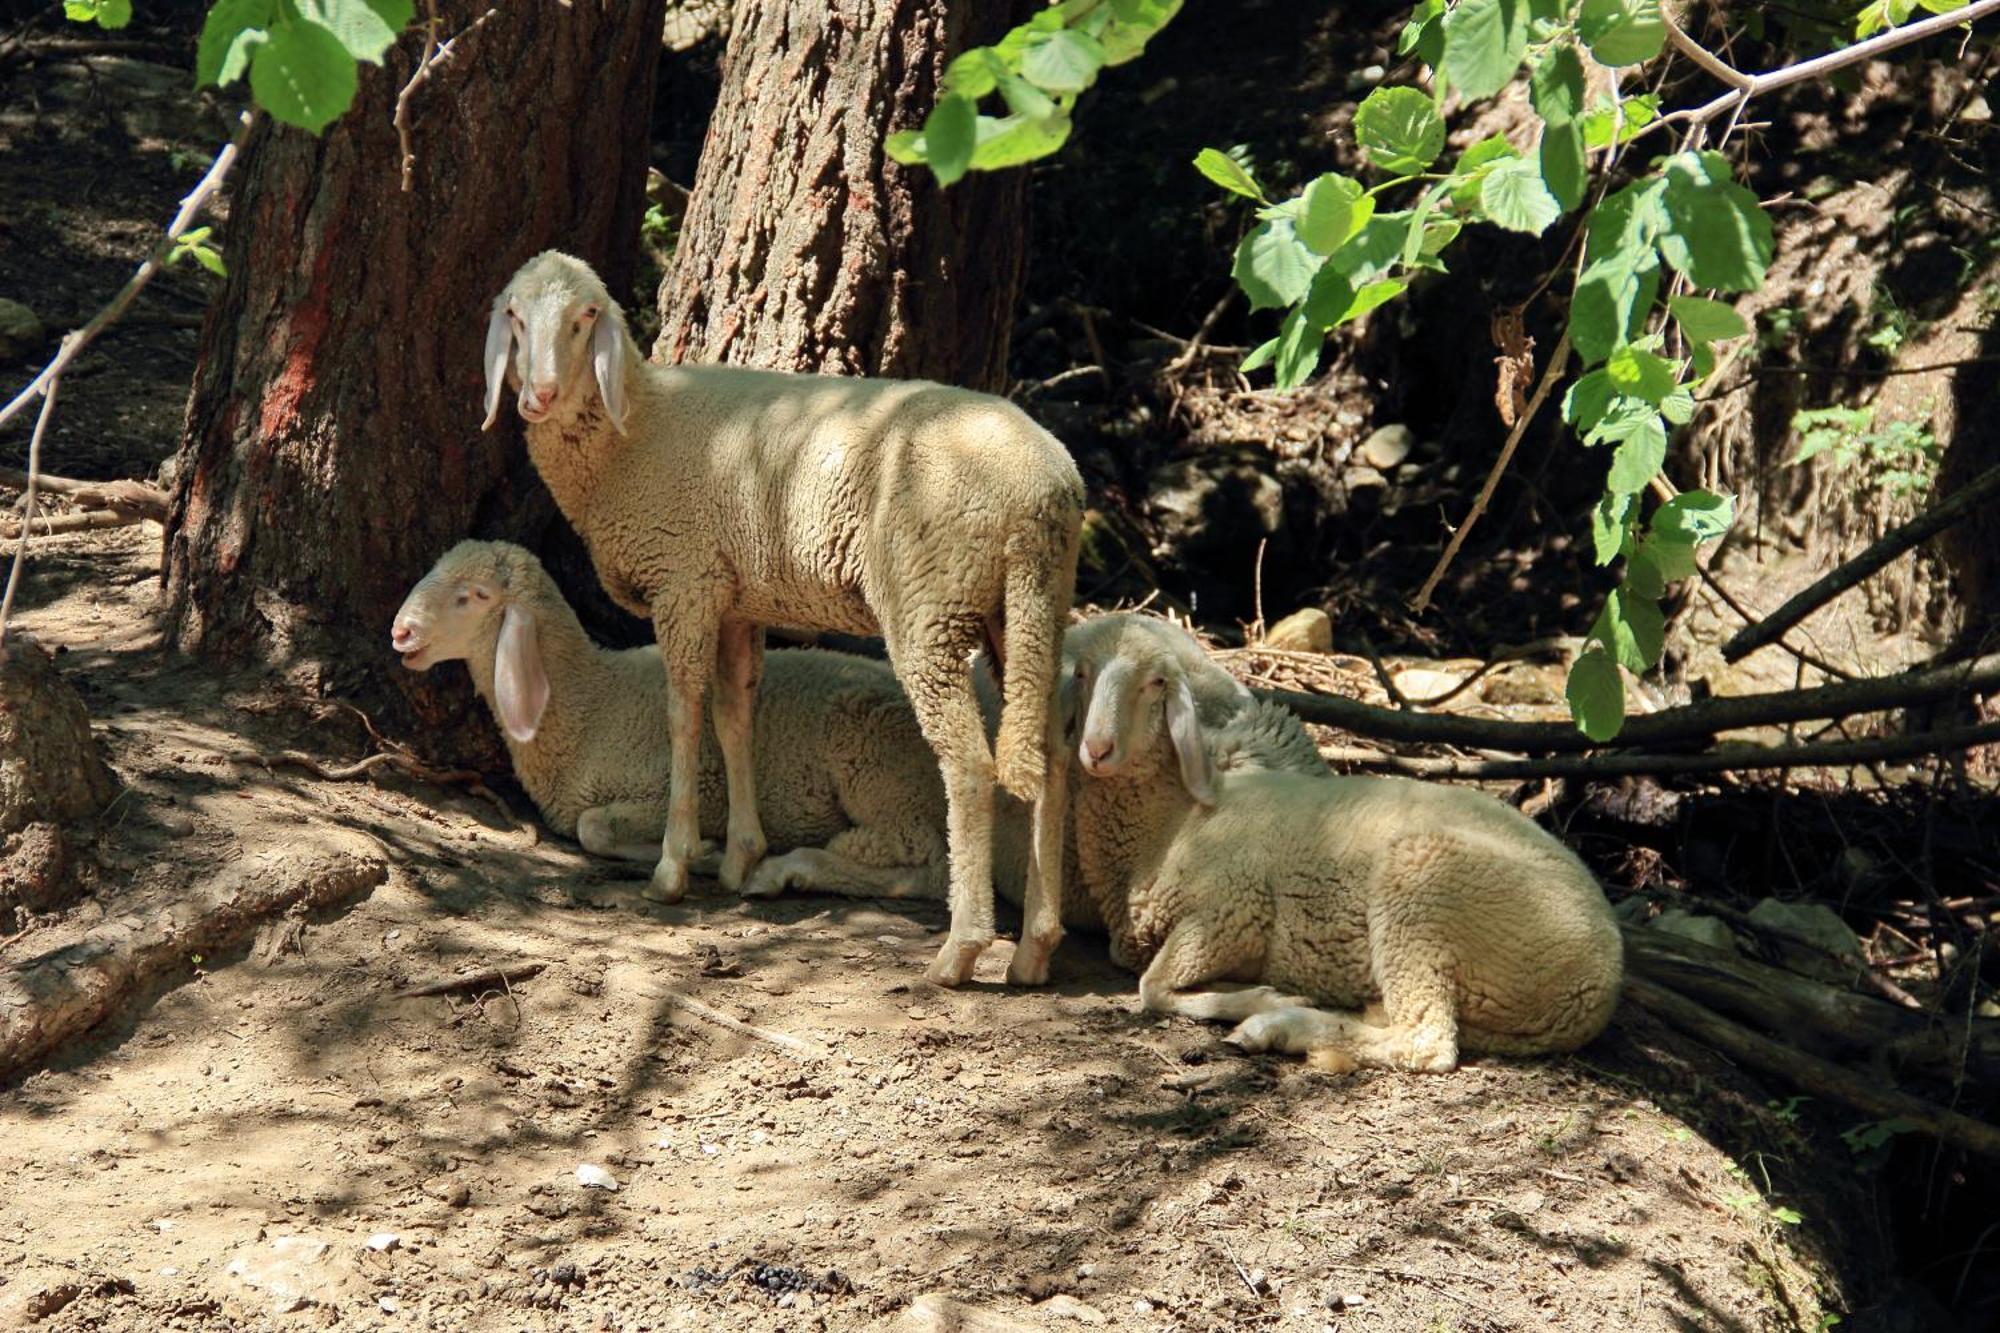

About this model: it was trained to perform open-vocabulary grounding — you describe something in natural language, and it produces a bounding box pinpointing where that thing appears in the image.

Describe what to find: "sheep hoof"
[643,859,689,904]
[1225,1010,1292,1053]
[924,936,990,988]
[1004,944,1053,987]
[718,839,767,893]
[739,855,799,899]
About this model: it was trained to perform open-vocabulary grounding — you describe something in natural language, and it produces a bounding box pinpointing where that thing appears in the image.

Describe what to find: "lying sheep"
[1063,615,1623,1072]
[482,252,1084,988]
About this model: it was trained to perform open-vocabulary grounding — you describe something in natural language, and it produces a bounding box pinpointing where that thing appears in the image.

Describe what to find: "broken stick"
[395,962,548,999]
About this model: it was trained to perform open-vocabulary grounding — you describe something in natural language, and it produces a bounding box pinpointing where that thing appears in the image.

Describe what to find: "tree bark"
[654,0,1031,388]
[162,1,667,740]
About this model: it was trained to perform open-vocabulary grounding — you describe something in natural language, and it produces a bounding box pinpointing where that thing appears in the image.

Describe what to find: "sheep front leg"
[1135,920,1309,1022]
[579,804,725,877]
[712,619,769,892]
[646,609,720,904]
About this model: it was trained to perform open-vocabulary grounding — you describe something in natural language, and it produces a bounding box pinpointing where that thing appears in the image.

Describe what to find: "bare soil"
[0,526,1860,1333]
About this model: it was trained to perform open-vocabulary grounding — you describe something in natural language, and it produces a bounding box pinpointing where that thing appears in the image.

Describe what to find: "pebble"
[576,1163,619,1191]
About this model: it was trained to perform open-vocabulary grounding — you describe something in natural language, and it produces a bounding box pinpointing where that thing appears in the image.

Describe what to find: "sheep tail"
[992,515,1080,802]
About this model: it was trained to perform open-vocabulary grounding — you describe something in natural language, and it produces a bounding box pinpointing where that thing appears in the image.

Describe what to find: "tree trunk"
[162,1,667,740]
[653,0,1031,389]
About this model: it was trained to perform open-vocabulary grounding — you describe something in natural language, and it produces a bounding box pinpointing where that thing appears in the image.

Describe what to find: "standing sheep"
[481,251,1084,986]
[1062,615,1623,1073]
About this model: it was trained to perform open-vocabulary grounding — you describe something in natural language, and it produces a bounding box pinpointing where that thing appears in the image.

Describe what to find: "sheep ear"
[592,312,630,436]
[494,603,550,742]
[481,303,514,431]
[1166,678,1216,807]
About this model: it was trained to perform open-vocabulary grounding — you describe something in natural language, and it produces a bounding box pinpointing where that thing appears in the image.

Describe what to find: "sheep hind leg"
[1230,957,1461,1073]
[1135,922,1308,1023]
[1006,694,1068,987]
[647,608,720,904]
[712,620,770,892]
[740,845,942,902]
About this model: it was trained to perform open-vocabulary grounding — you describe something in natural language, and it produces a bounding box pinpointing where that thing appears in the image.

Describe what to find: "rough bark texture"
[654,0,1031,388]
[162,1,667,739]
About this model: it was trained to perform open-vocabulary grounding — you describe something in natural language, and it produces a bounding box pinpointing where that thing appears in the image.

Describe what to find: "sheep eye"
[1148,676,1166,689]
[453,591,470,606]
[472,587,492,601]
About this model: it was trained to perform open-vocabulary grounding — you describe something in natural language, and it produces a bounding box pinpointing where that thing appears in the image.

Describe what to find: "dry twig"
[396,962,548,999]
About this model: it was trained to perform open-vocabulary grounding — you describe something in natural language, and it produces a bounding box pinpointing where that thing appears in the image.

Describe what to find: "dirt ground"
[0,524,1858,1333]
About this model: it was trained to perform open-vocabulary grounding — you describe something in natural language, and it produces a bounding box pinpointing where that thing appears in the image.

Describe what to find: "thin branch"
[0,508,147,540]
[1722,461,2000,663]
[1411,331,1571,613]
[1640,0,2000,144]
[653,987,831,1062]
[0,111,253,663]
[1261,650,2000,752]
[0,469,169,517]
[396,962,548,1000]
[1661,9,1752,89]
[1330,719,2000,780]
[1696,563,1852,681]
[394,6,499,192]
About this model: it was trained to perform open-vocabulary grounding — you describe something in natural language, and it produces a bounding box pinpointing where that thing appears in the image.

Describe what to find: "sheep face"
[481,250,631,435]
[1067,616,1218,806]
[391,541,550,742]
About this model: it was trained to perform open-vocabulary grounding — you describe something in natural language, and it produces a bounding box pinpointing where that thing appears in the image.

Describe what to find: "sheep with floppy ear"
[393,540,961,898]
[481,250,1084,988]
[1061,614,1623,1073]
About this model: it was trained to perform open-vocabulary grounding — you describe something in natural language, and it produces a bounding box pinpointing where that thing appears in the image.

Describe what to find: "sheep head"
[482,250,634,436]
[392,540,551,742]
[1065,614,1218,807]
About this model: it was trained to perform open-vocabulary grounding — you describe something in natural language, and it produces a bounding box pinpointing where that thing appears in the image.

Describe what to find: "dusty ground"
[0,527,1857,1333]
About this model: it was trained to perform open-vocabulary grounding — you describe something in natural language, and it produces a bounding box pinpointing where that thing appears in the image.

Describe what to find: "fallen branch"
[0,469,169,518]
[1261,650,2000,752]
[395,962,547,999]
[1623,927,2000,1085]
[1722,461,2000,664]
[227,744,526,838]
[1411,330,1571,613]
[655,986,829,1062]
[0,509,148,539]
[1626,977,2000,1164]
[1330,718,2000,780]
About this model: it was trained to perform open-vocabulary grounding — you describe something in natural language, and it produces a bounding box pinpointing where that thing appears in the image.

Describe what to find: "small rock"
[424,1176,471,1208]
[1358,423,1414,469]
[576,1163,619,1191]
[0,298,44,363]
[1264,608,1332,654]
[1748,898,1861,959]
[1132,1297,1155,1314]
[379,1295,400,1313]
[365,1232,401,1252]
[1042,1293,1108,1324]
[1651,909,1736,953]
[1325,1290,1368,1310]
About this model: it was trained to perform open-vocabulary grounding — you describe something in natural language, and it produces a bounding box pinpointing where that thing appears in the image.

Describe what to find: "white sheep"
[392,540,940,898]
[481,251,1084,987]
[1061,614,1623,1072]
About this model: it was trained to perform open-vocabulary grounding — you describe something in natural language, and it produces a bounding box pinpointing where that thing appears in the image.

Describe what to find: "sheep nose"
[527,381,558,410]
[391,622,415,650]
[1084,737,1114,765]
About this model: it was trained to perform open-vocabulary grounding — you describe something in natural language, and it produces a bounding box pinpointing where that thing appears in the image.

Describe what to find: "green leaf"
[1589,490,1635,564]
[1530,44,1586,124]
[364,0,416,31]
[248,17,359,134]
[1638,531,1699,583]
[1658,152,1775,292]
[1328,210,1407,284]
[922,95,978,186]
[884,129,925,165]
[1341,278,1406,324]
[1302,267,1355,330]
[1578,0,1665,67]
[995,70,1058,121]
[1593,586,1665,671]
[1539,119,1587,212]
[1021,28,1105,94]
[1273,307,1322,390]
[1232,218,1321,311]
[1566,649,1626,741]
[1670,294,1749,346]
[1479,155,1561,235]
[1625,541,1667,599]
[1580,92,1659,148]
[1563,368,1617,431]
[1660,385,1695,424]
[1354,86,1446,175]
[1194,148,1264,201]
[1448,134,1520,208]
[1443,0,1529,102]
[301,0,399,64]
[1239,336,1279,374]
[1297,173,1363,254]
[942,48,1001,99]
[1398,0,1447,55]
[1653,489,1735,543]
[197,0,274,85]
[967,110,1071,170]
[1604,407,1668,493]
[1569,256,1658,364]
[1584,177,1668,265]
[190,245,229,277]
[1605,345,1681,404]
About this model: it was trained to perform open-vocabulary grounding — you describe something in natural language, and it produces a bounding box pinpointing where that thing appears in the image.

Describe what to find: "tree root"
[0,840,387,1079]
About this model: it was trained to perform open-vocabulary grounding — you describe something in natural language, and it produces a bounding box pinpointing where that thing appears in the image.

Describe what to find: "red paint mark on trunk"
[257,243,338,442]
